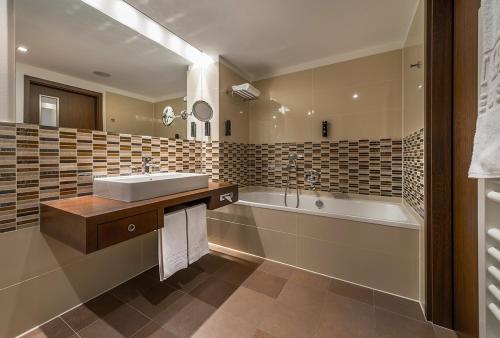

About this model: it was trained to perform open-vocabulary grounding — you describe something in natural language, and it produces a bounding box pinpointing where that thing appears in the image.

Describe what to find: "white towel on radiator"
[186,204,209,264]
[158,209,188,281]
[469,0,500,178]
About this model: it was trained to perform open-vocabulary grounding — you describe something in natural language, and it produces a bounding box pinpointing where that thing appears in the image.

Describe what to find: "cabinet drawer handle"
[128,224,136,232]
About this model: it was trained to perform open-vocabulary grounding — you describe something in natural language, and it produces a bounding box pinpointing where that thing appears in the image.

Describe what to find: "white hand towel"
[469,0,500,178]
[158,209,188,281]
[186,204,209,264]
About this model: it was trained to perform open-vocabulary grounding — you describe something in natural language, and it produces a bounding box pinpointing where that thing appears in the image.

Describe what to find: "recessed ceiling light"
[93,71,111,78]
[352,93,359,99]
[17,46,28,53]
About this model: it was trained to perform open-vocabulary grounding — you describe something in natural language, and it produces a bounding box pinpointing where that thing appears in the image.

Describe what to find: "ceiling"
[125,0,420,80]
[15,0,189,100]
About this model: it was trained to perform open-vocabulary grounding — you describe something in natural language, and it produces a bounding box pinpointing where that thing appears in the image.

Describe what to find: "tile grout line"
[59,315,82,338]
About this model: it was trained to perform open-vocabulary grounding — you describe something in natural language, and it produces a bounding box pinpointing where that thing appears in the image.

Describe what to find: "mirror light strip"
[80,0,213,65]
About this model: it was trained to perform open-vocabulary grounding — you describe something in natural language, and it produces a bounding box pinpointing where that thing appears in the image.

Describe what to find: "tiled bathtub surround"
[403,128,424,218]
[219,138,403,197]
[207,203,419,299]
[0,122,218,233]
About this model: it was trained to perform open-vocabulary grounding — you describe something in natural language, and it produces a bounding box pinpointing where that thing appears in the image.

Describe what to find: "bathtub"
[236,188,419,229]
[207,186,422,299]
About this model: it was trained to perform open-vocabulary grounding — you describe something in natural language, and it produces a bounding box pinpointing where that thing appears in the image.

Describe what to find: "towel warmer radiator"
[479,179,500,338]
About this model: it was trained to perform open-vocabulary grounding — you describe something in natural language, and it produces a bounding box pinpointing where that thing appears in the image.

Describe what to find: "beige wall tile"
[248,50,403,143]
[0,227,84,290]
[0,228,157,337]
[208,204,298,234]
[219,63,250,144]
[296,214,418,257]
[297,236,418,299]
[403,44,424,136]
[207,218,296,265]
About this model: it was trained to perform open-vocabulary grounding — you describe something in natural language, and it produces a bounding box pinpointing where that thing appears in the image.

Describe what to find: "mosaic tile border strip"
[403,128,424,218]
[0,123,214,233]
[219,139,403,197]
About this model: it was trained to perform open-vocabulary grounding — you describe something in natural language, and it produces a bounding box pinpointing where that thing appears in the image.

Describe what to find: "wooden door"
[24,76,102,130]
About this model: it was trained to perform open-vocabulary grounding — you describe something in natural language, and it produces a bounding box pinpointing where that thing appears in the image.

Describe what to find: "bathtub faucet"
[285,153,303,208]
[305,170,321,191]
[287,153,303,170]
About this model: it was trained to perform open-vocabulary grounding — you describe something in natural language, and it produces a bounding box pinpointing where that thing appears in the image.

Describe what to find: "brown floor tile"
[154,294,216,338]
[277,280,325,314]
[257,261,295,279]
[315,292,375,338]
[374,291,425,321]
[329,278,374,305]
[211,250,263,268]
[61,303,99,332]
[375,309,435,338]
[190,253,228,274]
[78,319,123,338]
[76,293,149,337]
[23,318,75,338]
[242,270,287,299]
[191,310,256,338]
[258,301,320,338]
[253,329,276,338]
[189,276,239,307]
[126,283,186,318]
[214,260,256,285]
[82,293,126,318]
[219,286,275,326]
[288,269,331,291]
[144,266,161,280]
[433,325,457,338]
[110,273,161,303]
[131,321,178,338]
[164,266,210,292]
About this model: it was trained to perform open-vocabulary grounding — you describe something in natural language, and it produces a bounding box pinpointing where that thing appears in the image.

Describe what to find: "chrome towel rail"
[488,228,500,242]
[488,303,500,323]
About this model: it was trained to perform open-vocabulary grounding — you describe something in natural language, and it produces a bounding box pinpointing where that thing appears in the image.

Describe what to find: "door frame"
[425,0,480,336]
[425,0,454,327]
[24,75,103,130]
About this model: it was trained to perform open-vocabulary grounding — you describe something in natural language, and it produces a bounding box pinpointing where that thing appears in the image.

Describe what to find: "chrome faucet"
[285,153,303,208]
[305,169,321,191]
[287,153,302,170]
[142,157,159,174]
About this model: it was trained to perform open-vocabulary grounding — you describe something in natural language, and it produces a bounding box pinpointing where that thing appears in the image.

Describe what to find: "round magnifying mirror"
[192,100,213,122]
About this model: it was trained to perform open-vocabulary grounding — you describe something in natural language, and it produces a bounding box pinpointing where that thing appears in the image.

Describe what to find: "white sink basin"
[93,172,210,202]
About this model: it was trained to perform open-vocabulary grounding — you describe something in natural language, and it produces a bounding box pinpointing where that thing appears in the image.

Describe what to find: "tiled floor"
[22,251,456,338]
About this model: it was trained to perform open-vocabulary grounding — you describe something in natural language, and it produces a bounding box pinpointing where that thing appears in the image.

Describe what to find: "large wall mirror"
[14,0,189,139]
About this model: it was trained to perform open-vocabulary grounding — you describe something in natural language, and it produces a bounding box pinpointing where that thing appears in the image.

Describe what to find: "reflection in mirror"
[14,0,189,139]
[192,100,214,122]
[163,99,213,127]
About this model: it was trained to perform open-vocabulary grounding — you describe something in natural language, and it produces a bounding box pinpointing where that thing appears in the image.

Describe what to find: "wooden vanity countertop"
[40,182,238,254]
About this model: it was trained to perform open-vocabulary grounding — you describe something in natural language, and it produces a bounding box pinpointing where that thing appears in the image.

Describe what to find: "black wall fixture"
[225,120,231,136]
[204,121,211,137]
[322,121,328,138]
[190,122,196,138]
